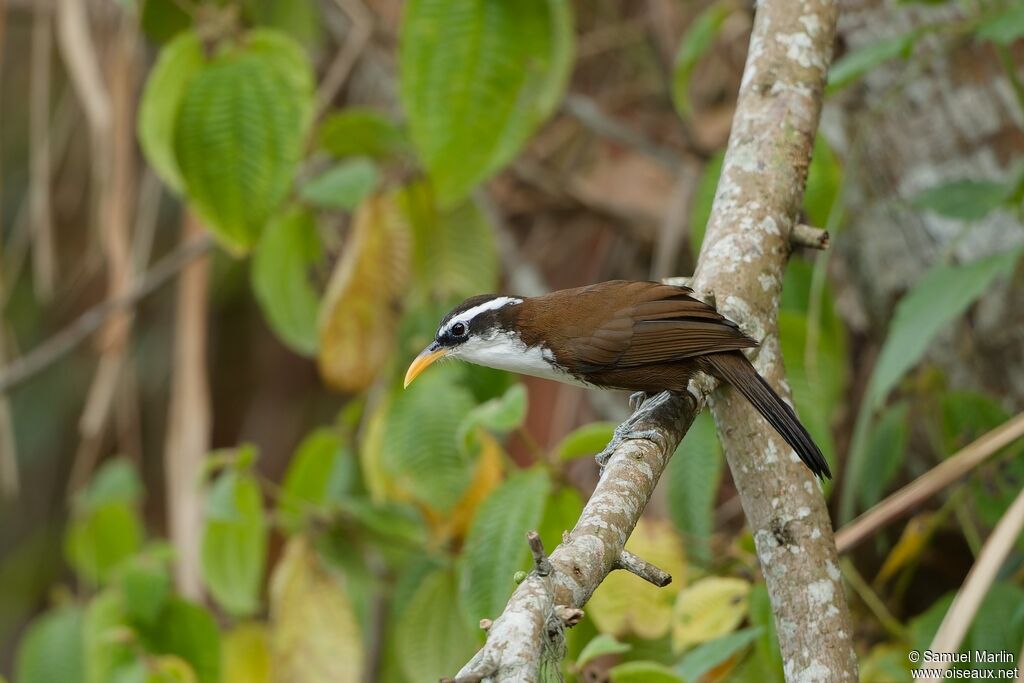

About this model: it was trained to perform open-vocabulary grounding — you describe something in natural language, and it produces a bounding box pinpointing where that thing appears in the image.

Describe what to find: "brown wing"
[515,281,757,372]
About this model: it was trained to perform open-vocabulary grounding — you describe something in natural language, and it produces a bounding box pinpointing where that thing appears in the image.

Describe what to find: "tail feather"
[701,352,831,479]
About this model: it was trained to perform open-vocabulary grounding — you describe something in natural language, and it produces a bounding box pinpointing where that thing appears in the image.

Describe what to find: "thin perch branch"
[615,549,672,587]
[792,223,830,250]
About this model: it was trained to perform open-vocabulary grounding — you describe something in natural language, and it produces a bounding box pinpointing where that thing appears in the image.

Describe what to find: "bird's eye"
[451,322,468,337]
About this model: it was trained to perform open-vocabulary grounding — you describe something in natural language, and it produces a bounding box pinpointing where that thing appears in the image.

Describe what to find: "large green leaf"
[201,471,268,617]
[399,0,574,206]
[666,410,723,567]
[278,428,355,531]
[457,383,527,451]
[747,584,783,683]
[136,598,222,683]
[175,31,313,251]
[138,30,204,192]
[459,468,551,626]
[15,606,85,683]
[555,421,617,461]
[395,569,478,681]
[364,366,478,511]
[251,206,323,355]
[865,249,1021,411]
[671,3,733,120]
[405,185,500,301]
[610,661,684,683]
[842,249,1021,520]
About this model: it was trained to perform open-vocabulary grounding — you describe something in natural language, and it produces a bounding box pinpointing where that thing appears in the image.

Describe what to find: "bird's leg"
[595,391,674,474]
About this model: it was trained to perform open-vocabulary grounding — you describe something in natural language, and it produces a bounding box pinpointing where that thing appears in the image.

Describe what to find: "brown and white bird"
[404,280,830,479]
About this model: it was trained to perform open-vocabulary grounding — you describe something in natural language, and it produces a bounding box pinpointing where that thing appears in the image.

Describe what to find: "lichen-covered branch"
[455,0,858,678]
[691,0,859,676]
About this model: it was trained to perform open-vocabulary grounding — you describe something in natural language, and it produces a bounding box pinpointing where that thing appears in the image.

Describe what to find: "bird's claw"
[595,391,673,475]
[628,391,649,412]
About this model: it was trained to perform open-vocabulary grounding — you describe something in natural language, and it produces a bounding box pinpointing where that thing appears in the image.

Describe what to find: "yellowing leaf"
[588,518,687,639]
[875,513,934,585]
[423,430,504,541]
[222,623,269,683]
[318,192,411,391]
[148,656,198,683]
[270,537,363,682]
[672,576,751,652]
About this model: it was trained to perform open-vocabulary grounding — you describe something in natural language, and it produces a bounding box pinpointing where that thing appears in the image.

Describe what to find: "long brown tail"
[699,352,831,479]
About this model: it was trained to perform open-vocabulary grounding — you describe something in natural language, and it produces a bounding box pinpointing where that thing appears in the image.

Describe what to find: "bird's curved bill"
[404,343,447,388]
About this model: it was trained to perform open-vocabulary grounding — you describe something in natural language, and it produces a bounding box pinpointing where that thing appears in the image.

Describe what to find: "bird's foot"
[628,391,650,412]
[595,391,674,475]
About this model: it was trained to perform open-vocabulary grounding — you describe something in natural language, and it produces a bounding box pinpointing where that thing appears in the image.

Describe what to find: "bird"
[404,280,831,479]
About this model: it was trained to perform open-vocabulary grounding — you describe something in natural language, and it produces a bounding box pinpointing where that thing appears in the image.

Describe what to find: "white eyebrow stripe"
[441,296,523,335]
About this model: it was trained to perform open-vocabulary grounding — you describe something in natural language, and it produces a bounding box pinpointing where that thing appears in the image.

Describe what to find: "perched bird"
[404,280,830,479]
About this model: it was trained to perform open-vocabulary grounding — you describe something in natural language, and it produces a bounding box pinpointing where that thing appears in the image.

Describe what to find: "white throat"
[452,330,591,388]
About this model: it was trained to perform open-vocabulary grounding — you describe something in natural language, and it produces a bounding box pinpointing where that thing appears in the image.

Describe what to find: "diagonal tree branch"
[454,0,858,677]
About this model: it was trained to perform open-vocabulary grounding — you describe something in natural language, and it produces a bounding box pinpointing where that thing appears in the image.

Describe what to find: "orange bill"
[403,344,447,388]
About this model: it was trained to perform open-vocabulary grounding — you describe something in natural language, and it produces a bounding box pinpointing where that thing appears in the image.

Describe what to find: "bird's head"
[403,294,525,388]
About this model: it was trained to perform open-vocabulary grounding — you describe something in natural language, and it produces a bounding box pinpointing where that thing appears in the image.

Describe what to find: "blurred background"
[1,0,1022,681]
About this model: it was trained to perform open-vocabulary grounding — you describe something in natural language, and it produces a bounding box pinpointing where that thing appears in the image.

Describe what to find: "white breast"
[453,331,592,388]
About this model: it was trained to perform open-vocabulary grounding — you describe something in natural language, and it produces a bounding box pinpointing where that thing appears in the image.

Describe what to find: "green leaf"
[318,108,410,160]
[675,627,762,682]
[399,0,574,206]
[15,605,85,683]
[175,32,313,251]
[65,502,144,585]
[136,598,221,683]
[201,472,267,617]
[666,411,723,567]
[609,661,684,683]
[671,3,733,120]
[395,569,478,681]
[911,179,1011,221]
[337,498,427,548]
[803,135,842,228]
[76,457,143,511]
[251,206,323,355]
[120,558,172,626]
[278,428,355,531]
[827,34,917,94]
[689,150,725,256]
[577,634,631,668]
[858,402,909,511]
[457,383,527,450]
[365,366,478,511]
[976,4,1024,46]
[84,589,136,683]
[747,584,783,683]
[537,485,583,555]
[138,30,204,192]
[459,468,551,626]
[405,185,500,300]
[299,158,380,210]
[140,0,192,45]
[243,0,322,46]
[555,421,617,461]
[865,249,1021,411]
